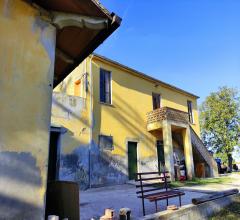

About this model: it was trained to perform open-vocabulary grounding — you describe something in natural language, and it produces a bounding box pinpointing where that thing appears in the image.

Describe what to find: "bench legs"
[142,198,146,216]
[166,195,182,209]
[179,195,182,207]
[143,195,183,216]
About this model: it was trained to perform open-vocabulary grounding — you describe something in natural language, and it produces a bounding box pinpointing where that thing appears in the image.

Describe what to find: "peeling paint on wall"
[0,1,56,219]
[59,146,89,190]
[139,156,158,173]
[52,92,86,119]
[90,142,127,187]
[0,151,42,219]
[58,141,128,190]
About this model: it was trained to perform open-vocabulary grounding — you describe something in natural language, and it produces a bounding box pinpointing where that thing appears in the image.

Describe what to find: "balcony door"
[152,93,161,110]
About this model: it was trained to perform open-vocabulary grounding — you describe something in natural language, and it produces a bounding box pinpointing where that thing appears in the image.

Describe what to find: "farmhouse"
[0,1,120,219]
[51,54,218,189]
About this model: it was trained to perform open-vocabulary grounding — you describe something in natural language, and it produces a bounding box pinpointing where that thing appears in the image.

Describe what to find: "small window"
[99,135,113,150]
[187,100,194,123]
[74,74,87,98]
[74,79,81,96]
[152,93,161,110]
[100,69,111,104]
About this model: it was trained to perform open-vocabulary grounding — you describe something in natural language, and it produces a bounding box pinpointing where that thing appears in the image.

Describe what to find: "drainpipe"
[88,55,94,188]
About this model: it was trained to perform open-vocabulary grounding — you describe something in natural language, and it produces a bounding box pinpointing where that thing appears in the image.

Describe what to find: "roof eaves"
[53,15,121,87]
[92,53,200,99]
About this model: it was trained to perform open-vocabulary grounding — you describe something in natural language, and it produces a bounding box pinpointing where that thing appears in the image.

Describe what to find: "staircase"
[190,126,218,177]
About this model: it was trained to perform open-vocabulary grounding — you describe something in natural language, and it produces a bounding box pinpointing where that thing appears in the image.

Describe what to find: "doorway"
[156,140,165,172]
[128,141,138,180]
[47,130,61,182]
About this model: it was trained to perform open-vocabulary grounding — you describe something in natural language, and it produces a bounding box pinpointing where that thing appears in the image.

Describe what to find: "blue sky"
[96,0,240,104]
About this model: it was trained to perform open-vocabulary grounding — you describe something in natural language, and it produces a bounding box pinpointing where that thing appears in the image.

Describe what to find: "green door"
[128,142,138,180]
[157,140,165,172]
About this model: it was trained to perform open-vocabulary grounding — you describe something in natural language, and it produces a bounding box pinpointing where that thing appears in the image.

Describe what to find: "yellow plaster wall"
[53,60,91,153]
[91,57,200,161]
[51,55,201,184]
[0,1,56,219]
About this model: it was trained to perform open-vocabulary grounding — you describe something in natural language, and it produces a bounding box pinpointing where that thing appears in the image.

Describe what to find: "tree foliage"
[199,87,240,168]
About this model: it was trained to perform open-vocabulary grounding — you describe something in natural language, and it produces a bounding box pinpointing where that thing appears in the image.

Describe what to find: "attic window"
[99,135,113,150]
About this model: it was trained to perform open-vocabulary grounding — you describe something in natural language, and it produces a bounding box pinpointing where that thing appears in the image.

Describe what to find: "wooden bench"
[135,171,185,216]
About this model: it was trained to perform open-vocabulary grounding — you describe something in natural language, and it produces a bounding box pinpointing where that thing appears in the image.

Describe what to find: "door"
[47,131,61,181]
[157,140,165,172]
[152,93,161,110]
[128,142,138,180]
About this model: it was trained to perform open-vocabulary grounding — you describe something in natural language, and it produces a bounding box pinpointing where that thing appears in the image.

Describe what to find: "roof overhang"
[92,54,200,99]
[32,0,121,87]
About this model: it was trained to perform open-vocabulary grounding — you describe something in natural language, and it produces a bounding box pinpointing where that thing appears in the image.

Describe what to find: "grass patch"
[169,176,232,188]
[209,196,240,220]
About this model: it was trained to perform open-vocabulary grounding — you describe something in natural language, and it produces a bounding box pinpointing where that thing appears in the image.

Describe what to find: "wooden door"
[47,131,60,181]
[128,142,138,180]
[157,140,165,172]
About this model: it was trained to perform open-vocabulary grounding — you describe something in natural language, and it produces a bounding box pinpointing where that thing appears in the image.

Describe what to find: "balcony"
[146,107,189,131]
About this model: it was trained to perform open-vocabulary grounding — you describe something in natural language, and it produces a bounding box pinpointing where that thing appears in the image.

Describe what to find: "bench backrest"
[135,172,171,198]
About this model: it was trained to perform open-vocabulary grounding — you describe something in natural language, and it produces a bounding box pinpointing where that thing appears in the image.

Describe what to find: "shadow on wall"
[56,79,160,189]
[98,93,156,155]
[0,152,42,219]
[90,142,128,188]
[59,140,130,190]
[192,145,211,177]
[112,70,198,113]
[88,91,159,187]
[60,145,90,190]
[52,93,89,127]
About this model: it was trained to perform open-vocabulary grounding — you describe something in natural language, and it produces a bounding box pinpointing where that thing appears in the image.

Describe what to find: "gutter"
[88,55,94,188]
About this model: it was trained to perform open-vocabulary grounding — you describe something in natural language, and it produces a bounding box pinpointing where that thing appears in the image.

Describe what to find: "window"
[74,73,87,98]
[74,79,81,96]
[99,135,113,150]
[187,100,194,123]
[152,93,161,110]
[100,68,111,104]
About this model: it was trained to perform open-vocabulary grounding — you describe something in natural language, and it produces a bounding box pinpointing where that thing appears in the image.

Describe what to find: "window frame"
[187,100,194,124]
[100,68,112,105]
[74,79,81,97]
[152,92,161,110]
[99,134,114,151]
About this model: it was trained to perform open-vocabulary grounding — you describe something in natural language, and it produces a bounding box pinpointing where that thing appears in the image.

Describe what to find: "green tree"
[199,87,240,171]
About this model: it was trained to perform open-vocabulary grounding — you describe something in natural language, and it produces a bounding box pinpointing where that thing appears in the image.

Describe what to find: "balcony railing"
[147,107,189,125]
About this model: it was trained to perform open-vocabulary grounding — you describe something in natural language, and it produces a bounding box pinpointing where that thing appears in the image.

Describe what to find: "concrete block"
[48,215,59,220]
[141,194,240,220]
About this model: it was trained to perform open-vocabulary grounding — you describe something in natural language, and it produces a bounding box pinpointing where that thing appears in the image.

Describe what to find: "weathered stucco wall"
[52,55,201,188]
[53,61,91,189]
[0,1,56,219]
[91,57,200,185]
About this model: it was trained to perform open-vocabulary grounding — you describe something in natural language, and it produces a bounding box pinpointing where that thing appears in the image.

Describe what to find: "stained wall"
[0,1,56,219]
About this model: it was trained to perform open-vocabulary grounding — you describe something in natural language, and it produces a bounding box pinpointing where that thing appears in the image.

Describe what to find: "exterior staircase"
[147,107,218,177]
[189,126,218,177]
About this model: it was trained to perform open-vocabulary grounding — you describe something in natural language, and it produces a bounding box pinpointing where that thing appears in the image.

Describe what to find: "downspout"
[88,55,94,188]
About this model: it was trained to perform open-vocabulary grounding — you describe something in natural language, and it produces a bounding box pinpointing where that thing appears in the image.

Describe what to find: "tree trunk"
[227,153,233,172]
